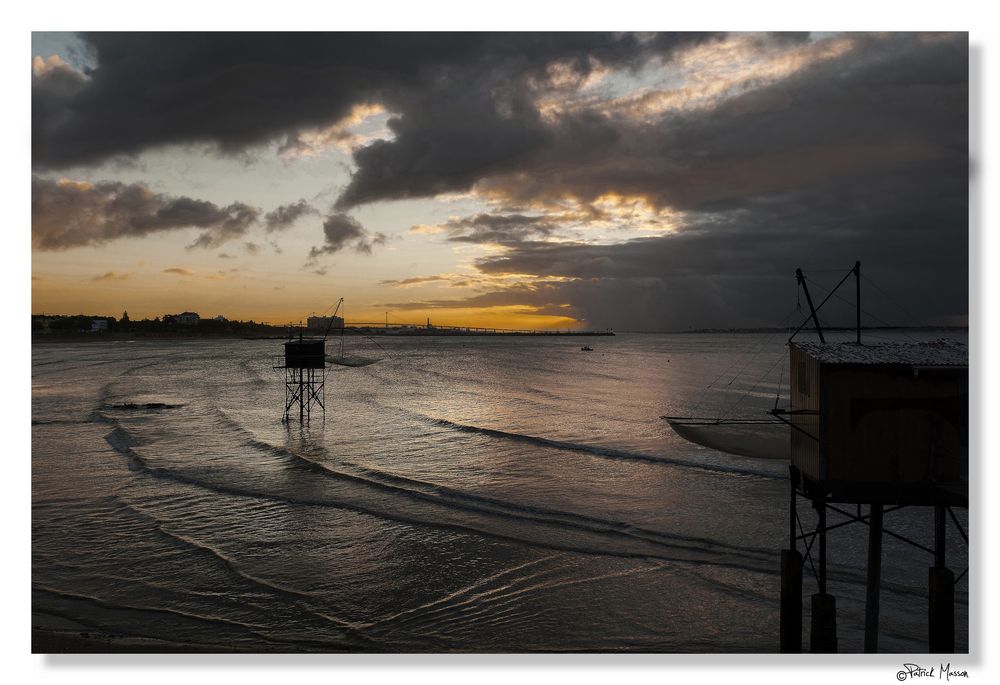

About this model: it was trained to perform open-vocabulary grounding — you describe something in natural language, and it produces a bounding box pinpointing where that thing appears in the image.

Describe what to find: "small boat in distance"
[581,345,593,351]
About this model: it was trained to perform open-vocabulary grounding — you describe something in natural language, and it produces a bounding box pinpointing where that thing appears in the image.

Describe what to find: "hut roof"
[793,339,967,367]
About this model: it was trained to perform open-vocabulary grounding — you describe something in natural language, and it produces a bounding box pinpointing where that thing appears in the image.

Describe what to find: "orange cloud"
[279,103,394,158]
[537,34,857,123]
[91,271,134,281]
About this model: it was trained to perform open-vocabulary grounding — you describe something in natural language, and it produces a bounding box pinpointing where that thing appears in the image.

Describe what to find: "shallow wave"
[240,434,777,566]
[31,584,360,651]
[115,502,381,638]
[341,394,783,479]
[103,423,774,574]
[339,459,775,557]
[31,418,97,426]
[418,414,782,480]
[213,406,777,558]
[33,583,272,635]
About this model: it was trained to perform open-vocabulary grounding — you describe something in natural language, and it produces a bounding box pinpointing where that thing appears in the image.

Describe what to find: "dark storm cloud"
[335,33,963,218]
[416,213,559,244]
[32,34,964,218]
[32,32,968,328]
[461,158,968,329]
[306,213,387,262]
[264,199,319,232]
[384,148,967,329]
[334,88,551,208]
[31,175,259,250]
[332,37,823,209]
[390,33,968,327]
[32,32,719,170]
[465,34,967,214]
[32,56,89,166]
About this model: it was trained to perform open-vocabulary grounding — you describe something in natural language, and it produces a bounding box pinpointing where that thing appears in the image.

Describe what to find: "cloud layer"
[264,199,319,232]
[31,32,968,328]
[32,32,716,171]
[32,175,259,250]
[307,213,387,262]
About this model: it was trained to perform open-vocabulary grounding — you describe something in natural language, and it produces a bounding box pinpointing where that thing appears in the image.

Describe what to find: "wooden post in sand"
[781,472,802,653]
[929,505,954,653]
[864,503,884,652]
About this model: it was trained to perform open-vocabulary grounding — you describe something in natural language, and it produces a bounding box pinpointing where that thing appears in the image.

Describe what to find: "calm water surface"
[31,332,968,652]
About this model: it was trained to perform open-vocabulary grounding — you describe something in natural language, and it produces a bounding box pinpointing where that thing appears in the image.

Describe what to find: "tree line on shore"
[32,314,288,337]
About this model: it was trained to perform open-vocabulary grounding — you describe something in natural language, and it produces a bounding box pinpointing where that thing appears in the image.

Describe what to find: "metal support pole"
[864,503,883,653]
[811,498,837,653]
[818,500,827,595]
[929,505,954,652]
[781,472,802,653]
[855,261,861,344]
[796,268,826,343]
[811,593,838,653]
[781,548,803,653]
[935,505,946,569]
[790,470,797,549]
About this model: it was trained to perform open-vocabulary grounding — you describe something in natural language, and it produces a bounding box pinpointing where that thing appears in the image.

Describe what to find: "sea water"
[31,331,969,652]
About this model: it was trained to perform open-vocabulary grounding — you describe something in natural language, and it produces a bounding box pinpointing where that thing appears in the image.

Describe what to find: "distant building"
[91,319,108,333]
[214,315,226,322]
[307,315,344,331]
[177,312,200,325]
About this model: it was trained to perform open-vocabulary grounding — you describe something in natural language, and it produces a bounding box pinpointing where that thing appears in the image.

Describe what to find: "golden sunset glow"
[368,306,580,331]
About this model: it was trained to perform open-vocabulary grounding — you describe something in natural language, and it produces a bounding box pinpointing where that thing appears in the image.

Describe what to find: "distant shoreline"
[31,329,616,342]
[29,326,967,343]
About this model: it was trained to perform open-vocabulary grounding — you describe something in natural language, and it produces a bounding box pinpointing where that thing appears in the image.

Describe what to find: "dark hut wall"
[822,366,967,488]
[790,345,822,479]
[791,343,967,503]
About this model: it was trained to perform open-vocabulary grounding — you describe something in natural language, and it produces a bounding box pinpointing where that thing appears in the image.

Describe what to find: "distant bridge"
[331,322,615,336]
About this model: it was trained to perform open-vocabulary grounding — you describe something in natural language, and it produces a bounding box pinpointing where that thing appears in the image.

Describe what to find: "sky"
[30,31,969,330]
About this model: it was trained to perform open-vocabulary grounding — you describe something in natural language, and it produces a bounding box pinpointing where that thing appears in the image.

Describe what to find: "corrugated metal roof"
[793,339,968,366]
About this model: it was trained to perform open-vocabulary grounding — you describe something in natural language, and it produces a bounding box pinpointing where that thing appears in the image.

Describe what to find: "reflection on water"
[31,332,968,652]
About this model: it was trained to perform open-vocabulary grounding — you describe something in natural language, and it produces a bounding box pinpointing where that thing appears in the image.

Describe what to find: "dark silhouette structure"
[275,333,326,422]
[776,264,968,654]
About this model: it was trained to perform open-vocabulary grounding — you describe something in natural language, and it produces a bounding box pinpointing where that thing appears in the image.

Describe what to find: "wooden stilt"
[810,593,838,653]
[864,504,883,653]
[929,506,954,652]
[781,549,803,653]
[810,500,837,653]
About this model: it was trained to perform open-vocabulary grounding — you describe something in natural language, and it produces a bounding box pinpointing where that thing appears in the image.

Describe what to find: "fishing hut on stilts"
[273,298,346,422]
[275,332,326,422]
[776,262,968,653]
